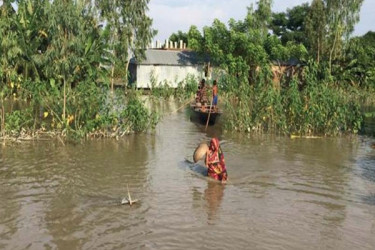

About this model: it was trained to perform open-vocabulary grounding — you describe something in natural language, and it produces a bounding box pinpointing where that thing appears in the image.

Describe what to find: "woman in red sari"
[205,138,228,183]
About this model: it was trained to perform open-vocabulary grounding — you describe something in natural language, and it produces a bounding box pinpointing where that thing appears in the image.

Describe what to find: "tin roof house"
[128,41,208,88]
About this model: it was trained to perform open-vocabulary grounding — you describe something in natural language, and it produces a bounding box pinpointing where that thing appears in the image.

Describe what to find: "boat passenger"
[198,79,208,105]
[195,79,203,103]
[212,80,218,111]
[205,138,228,184]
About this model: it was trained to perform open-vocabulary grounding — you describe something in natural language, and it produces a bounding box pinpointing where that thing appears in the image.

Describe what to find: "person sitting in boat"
[195,79,203,103]
[197,79,208,105]
[205,138,228,184]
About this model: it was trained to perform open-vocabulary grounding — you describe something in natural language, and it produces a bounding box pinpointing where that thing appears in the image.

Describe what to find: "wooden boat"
[190,102,222,125]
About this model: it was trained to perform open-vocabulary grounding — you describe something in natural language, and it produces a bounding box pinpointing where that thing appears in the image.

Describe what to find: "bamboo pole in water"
[205,97,213,131]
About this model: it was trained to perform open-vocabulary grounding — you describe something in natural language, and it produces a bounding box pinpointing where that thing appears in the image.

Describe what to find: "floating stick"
[121,184,139,206]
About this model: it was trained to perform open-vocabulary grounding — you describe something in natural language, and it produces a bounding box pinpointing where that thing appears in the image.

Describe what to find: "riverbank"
[1,81,374,143]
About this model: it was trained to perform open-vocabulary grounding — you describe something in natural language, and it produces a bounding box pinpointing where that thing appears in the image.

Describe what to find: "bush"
[5,109,33,133]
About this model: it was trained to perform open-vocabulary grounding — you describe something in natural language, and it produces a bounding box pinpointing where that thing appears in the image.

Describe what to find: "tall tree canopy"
[305,0,364,70]
[169,30,188,47]
[95,0,156,89]
[326,0,363,72]
[0,0,157,131]
[305,0,326,64]
[270,3,310,46]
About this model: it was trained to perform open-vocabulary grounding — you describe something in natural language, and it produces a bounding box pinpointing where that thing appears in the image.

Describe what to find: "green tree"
[305,0,363,74]
[254,0,273,38]
[42,0,84,121]
[187,25,203,51]
[339,32,375,88]
[270,3,310,46]
[0,1,19,86]
[169,30,188,47]
[0,0,159,138]
[0,1,20,133]
[14,0,49,83]
[202,19,231,66]
[325,0,363,73]
[305,0,326,64]
[96,0,156,91]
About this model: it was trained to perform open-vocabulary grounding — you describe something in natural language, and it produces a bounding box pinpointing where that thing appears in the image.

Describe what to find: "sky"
[148,0,375,43]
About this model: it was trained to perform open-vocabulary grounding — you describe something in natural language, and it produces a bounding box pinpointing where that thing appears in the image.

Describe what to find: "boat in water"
[190,102,222,125]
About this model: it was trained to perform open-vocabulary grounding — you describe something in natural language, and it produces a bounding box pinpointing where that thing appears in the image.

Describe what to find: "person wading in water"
[205,138,228,184]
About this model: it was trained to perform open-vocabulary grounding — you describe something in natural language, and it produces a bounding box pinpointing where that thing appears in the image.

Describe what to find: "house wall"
[135,65,204,88]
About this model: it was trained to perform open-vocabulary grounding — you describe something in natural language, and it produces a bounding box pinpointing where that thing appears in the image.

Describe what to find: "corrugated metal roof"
[130,49,202,66]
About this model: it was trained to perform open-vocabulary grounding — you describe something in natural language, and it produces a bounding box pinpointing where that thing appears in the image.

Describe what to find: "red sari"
[205,138,228,182]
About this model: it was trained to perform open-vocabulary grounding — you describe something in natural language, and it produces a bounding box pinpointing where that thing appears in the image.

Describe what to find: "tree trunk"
[329,34,337,75]
[1,102,4,134]
[63,77,66,121]
[317,39,320,64]
[111,64,115,93]
[329,26,340,75]
[124,60,130,91]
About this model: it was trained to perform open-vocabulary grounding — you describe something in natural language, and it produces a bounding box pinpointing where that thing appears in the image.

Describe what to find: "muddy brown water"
[1,100,375,250]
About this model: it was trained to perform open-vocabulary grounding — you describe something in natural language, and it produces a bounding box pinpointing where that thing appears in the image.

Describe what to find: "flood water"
[1,100,375,250]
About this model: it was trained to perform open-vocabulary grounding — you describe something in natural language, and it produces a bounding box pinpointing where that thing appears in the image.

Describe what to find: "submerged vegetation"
[221,70,363,135]
[168,0,374,136]
[1,0,374,142]
[0,0,158,141]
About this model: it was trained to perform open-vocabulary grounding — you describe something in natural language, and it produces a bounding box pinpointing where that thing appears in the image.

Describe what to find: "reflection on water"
[190,181,225,224]
[204,182,225,222]
[362,106,375,136]
[1,99,375,249]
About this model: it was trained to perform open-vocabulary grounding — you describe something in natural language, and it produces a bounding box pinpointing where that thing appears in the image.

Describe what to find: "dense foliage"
[168,0,374,136]
[0,0,157,140]
[1,0,374,140]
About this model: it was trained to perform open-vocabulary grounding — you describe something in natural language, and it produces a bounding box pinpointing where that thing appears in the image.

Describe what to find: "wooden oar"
[172,97,193,114]
[205,97,214,131]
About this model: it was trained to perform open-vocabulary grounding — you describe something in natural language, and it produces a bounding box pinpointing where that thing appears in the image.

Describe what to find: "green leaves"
[0,0,159,139]
[5,109,33,134]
